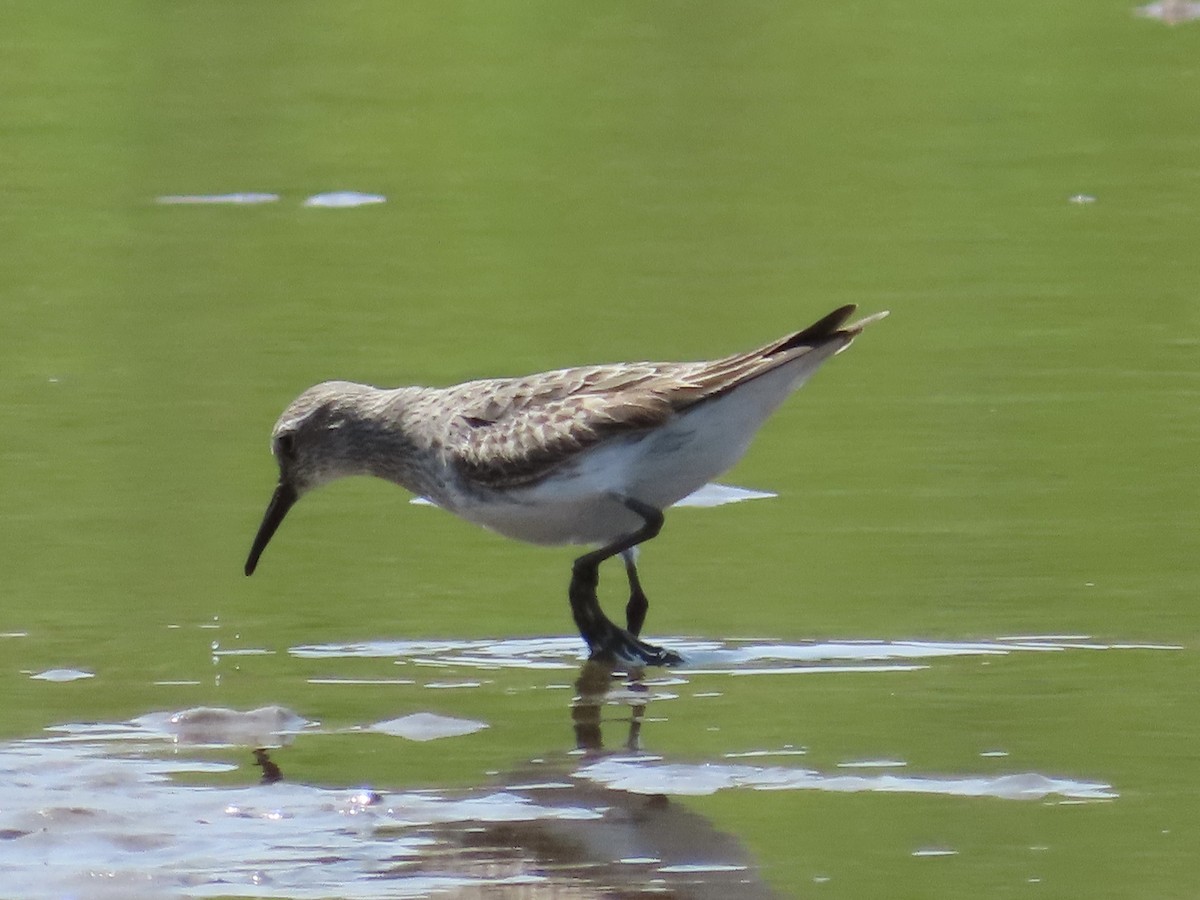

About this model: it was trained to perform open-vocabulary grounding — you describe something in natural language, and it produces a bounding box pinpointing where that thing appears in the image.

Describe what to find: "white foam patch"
[155,192,279,204]
[371,713,488,741]
[575,757,1117,801]
[303,191,386,208]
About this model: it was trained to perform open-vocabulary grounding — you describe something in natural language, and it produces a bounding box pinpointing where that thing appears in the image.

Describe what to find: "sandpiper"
[245,304,886,666]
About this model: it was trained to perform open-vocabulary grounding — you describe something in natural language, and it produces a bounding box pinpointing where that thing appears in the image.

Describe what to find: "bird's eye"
[276,433,296,460]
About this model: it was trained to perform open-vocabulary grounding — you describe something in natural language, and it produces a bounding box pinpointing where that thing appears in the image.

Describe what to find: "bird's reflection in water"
[416,661,780,898]
[572,659,649,755]
[253,747,283,784]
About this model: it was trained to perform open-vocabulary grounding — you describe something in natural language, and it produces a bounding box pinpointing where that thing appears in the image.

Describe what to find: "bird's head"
[244,381,378,576]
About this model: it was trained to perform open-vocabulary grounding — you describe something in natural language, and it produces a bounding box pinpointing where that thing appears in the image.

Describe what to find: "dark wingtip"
[773,304,859,354]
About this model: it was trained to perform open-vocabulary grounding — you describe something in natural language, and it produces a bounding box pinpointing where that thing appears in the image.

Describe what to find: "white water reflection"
[2,635,1148,899]
[576,757,1116,801]
[0,739,776,900]
[1135,0,1200,23]
[140,706,312,747]
[370,712,488,741]
[724,748,807,759]
[39,705,313,748]
[291,635,584,667]
[303,190,387,208]
[155,192,279,204]
[290,634,1181,673]
[153,191,387,208]
[29,667,94,682]
[668,482,777,507]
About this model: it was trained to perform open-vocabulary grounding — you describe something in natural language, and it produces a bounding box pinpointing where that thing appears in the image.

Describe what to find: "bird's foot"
[588,624,683,668]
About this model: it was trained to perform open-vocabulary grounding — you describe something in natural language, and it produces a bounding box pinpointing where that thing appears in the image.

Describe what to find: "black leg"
[622,549,649,636]
[568,497,682,667]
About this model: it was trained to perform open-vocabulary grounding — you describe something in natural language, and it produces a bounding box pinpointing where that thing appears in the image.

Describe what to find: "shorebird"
[245,304,886,666]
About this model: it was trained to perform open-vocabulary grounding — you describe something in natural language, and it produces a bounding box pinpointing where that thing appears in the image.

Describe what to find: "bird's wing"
[432,365,688,488]
[431,304,881,488]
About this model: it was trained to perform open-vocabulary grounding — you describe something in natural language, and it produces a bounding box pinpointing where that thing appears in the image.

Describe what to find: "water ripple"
[0,741,773,899]
[576,757,1116,801]
[289,634,1180,673]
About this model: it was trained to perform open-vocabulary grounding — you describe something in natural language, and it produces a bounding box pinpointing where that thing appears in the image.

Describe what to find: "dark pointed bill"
[245,482,297,576]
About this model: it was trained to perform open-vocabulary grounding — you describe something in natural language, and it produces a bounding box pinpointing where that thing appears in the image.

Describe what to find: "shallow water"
[4,1,1200,897]
[0,638,1165,897]
[1,636,1190,896]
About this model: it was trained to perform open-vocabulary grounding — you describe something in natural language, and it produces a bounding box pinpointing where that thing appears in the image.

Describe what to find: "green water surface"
[3,2,1198,896]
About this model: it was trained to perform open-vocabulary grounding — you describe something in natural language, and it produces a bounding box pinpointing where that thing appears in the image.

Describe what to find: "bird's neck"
[335,386,443,498]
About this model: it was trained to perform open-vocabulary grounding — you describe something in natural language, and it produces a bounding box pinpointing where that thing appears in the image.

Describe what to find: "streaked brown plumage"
[246,304,887,666]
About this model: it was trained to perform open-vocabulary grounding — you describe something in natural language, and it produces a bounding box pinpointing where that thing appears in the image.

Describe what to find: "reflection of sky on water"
[0,707,1112,899]
[577,756,1115,801]
[4,635,1176,897]
[1135,0,1200,24]
[153,191,387,207]
[290,633,1181,673]
[0,737,776,899]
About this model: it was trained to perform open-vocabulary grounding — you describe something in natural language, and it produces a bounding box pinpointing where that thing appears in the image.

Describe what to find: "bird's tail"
[771,305,890,357]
